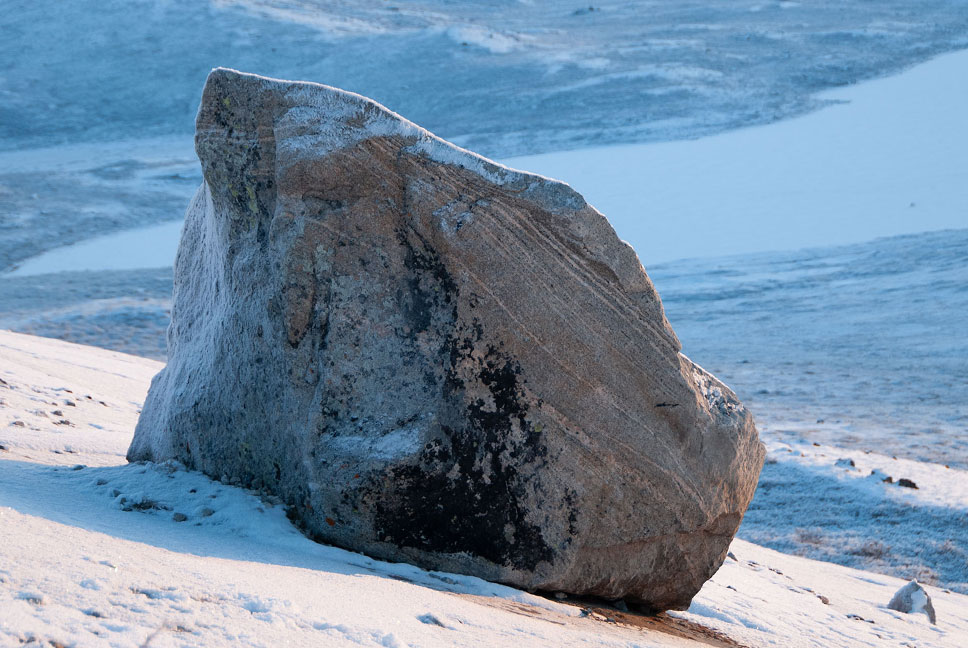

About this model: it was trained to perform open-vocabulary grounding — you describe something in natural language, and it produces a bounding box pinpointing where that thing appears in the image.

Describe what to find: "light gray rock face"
[887,580,937,624]
[128,68,765,611]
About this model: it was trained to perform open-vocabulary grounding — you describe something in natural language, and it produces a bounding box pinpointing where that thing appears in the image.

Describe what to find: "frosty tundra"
[128,68,765,611]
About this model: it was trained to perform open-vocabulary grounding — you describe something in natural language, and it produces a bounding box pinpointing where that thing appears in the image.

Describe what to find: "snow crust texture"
[2,331,967,647]
[128,69,764,611]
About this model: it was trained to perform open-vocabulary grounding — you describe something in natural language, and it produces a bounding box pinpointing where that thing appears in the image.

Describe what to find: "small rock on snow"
[887,580,936,624]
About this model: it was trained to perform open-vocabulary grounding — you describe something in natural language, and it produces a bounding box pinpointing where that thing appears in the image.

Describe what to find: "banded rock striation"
[128,68,765,611]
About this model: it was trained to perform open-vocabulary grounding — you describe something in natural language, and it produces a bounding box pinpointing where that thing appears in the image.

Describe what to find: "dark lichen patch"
[395,226,458,334]
[372,330,554,571]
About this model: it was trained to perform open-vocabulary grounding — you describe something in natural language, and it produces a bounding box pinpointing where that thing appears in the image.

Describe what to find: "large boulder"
[129,68,764,611]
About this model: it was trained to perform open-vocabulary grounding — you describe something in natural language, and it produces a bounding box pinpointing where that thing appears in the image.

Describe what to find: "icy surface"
[0,269,173,361]
[507,48,968,263]
[4,0,968,157]
[654,229,968,469]
[3,46,965,274]
[0,137,198,272]
[740,439,968,593]
[10,221,184,278]
[2,330,967,646]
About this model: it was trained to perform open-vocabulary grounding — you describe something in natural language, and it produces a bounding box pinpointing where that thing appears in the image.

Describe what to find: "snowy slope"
[2,330,967,647]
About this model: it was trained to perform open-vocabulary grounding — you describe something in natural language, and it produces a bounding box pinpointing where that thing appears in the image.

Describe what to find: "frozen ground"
[7,45,966,273]
[654,228,968,470]
[5,0,968,158]
[0,268,172,361]
[4,1,968,269]
[2,330,966,647]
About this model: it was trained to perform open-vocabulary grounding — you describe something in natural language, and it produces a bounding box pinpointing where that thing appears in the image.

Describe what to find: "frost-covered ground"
[5,0,968,157]
[4,0,968,268]
[2,330,966,647]
[0,269,172,361]
[655,229,968,469]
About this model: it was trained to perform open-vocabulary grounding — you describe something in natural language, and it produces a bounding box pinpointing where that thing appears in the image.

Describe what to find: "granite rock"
[128,68,765,611]
[887,580,937,624]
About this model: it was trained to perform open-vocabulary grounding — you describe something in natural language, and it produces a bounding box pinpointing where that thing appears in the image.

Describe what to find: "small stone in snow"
[417,613,447,627]
[846,613,874,623]
[11,421,25,427]
[817,595,830,605]
[897,478,918,489]
[887,580,936,624]
[72,464,84,471]
[16,591,45,605]
[200,507,215,517]
[173,512,188,522]
[869,469,893,483]
[835,458,855,468]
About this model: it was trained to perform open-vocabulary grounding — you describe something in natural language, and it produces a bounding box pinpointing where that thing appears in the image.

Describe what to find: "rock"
[897,478,918,489]
[868,469,893,483]
[172,512,188,522]
[887,580,936,624]
[128,68,765,612]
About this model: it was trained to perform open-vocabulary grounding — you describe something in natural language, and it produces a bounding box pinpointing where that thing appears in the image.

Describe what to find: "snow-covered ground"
[2,330,966,647]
